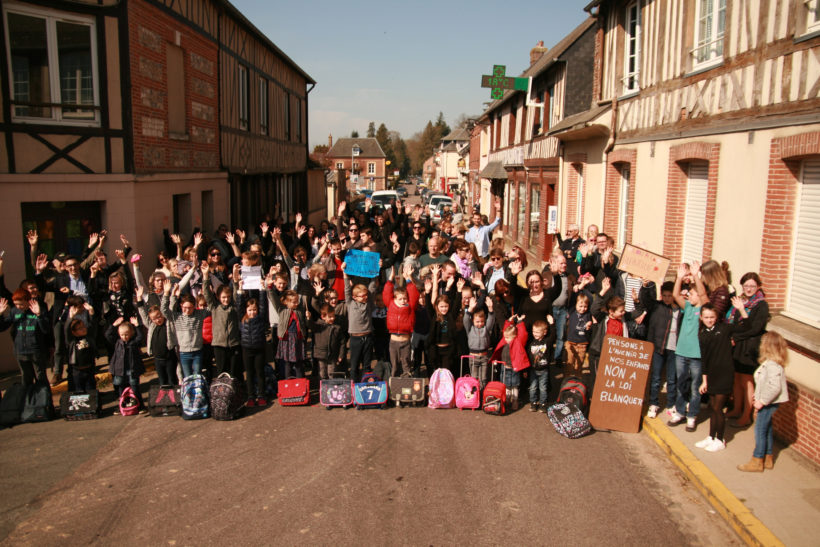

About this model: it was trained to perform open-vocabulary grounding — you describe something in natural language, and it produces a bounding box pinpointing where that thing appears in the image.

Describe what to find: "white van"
[370,190,400,209]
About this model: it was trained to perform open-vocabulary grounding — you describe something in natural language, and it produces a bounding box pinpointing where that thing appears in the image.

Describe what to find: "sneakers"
[705,438,726,452]
[256,397,267,407]
[667,409,684,425]
[246,398,256,408]
[539,404,548,413]
[530,403,539,412]
[685,417,697,432]
[695,436,715,449]
[647,405,660,418]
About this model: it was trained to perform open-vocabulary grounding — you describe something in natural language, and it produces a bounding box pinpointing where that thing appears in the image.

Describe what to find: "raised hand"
[297,225,307,238]
[402,262,413,280]
[0,298,8,315]
[676,263,688,280]
[295,212,303,224]
[337,201,346,216]
[115,248,126,263]
[135,285,145,301]
[90,262,99,277]
[113,317,124,326]
[430,263,441,279]
[84,302,94,315]
[26,230,38,246]
[172,282,181,297]
[170,233,181,245]
[600,277,611,295]
[273,226,282,239]
[312,278,324,295]
[163,279,172,295]
[35,253,49,273]
[690,260,701,277]
[390,232,399,244]
[225,231,235,245]
[404,204,412,215]
[424,278,433,294]
[119,233,131,248]
[129,316,139,327]
[260,222,270,235]
[232,263,242,282]
[468,296,477,312]
[547,315,554,325]
[509,260,522,276]
[235,229,246,243]
[87,232,99,248]
[193,232,203,247]
[200,261,210,275]
[456,277,466,292]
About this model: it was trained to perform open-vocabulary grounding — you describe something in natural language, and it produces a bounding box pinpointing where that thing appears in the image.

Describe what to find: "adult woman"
[509,262,558,334]
[701,260,731,321]
[727,272,770,427]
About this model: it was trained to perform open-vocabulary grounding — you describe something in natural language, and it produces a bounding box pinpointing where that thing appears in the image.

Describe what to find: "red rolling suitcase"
[482,360,507,416]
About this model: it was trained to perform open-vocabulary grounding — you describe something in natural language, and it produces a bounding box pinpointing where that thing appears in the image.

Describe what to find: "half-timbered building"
[564,0,820,465]
[472,18,597,264]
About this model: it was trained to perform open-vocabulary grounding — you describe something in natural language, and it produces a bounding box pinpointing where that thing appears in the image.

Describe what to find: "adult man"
[418,236,449,268]
[465,199,502,259]
[544,254,573,364]
[554,224,584,273]
[580,232,619,290]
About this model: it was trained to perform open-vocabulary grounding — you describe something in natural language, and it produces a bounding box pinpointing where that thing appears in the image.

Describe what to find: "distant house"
[435,128,470,194]
[326,137,387,193]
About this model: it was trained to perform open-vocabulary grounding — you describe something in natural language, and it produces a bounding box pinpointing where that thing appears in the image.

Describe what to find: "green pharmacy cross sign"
[480,65,529,99]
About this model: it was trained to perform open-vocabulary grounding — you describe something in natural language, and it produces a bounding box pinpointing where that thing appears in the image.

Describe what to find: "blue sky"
[231,0,590,148]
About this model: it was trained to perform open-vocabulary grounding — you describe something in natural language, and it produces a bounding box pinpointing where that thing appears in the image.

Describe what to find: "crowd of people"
[0,193,787,470]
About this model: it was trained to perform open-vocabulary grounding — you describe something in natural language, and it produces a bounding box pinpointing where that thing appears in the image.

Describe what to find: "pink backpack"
[428,368,455,409]
[456,356,481,410]
[119,387,140,416]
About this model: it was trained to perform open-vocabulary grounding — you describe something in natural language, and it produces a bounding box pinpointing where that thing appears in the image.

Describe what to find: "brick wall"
[560,26,596,119]
[129,0,220,173]
[773,381,820,466]
[662,142,721,264]
[759,131,820,309]
[603,148,636,248]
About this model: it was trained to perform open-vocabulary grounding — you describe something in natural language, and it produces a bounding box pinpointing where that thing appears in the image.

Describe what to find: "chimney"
[530,40,547,66]
[328,134,333,148]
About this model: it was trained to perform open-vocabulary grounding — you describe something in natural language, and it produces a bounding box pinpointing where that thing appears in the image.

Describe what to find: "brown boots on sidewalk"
[737,455,774,472]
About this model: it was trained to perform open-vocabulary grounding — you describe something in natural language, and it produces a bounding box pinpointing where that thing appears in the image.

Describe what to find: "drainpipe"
[601,97,619,224]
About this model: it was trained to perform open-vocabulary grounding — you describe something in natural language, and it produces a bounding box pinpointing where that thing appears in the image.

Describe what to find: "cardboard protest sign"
[588,335,653,433]
[618,244,671,286]
[240,265,263,290]
[344,249,380,278]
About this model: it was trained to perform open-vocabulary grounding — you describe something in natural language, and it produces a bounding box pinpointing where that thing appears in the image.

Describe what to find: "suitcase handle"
[489,360,507,383]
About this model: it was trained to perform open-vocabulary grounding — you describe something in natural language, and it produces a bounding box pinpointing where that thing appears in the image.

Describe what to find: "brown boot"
[737,457,764,472]
[764,454,774,469]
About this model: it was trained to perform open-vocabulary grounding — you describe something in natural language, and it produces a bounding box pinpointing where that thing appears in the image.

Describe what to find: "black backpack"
[21,384,55,423]
[0,383,27,426]
[209,373,245,421]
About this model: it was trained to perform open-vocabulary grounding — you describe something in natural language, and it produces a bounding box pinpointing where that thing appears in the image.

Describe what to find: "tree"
[367,122,376,138]
[350,130,359,138]
[376,123,392,160]
[313,144,329,154]
[434,111,450,140]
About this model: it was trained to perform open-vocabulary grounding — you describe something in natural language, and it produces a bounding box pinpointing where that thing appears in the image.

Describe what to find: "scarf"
[728,290,765,323]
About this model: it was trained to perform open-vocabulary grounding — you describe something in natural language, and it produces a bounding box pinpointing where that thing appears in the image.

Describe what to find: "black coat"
[699,324,735,395]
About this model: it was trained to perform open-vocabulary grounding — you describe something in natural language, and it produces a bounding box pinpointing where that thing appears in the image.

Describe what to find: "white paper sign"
[241,265,263,290]
[547,205,558,235]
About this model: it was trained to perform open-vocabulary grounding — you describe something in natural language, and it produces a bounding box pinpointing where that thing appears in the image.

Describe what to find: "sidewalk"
[643,410,820,547]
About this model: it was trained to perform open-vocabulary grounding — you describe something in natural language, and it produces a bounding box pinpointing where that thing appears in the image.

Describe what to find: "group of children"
[0,203,789,471]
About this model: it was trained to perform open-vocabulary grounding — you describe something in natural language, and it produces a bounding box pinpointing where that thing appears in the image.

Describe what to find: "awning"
[479,161,508,179]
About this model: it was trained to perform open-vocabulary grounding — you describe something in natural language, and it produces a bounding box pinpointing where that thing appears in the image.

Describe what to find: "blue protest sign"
[345,249,380,278]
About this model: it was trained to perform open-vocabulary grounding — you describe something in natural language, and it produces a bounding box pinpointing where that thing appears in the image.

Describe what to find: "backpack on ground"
[0,383,27,426]
[60,390,101,420]
[278,376,310,406]
[455,356,481,410]
[181,374,210,419]
[320,373,354,409]
[482,361,507,416]
[428,368,455,409]
[354,372,388,409]
[118,386,140,416]
[148,385,182,417]
[558,376,589,412]
[210,373,245,420]
[547,402,592,439]
[21,383,55,422]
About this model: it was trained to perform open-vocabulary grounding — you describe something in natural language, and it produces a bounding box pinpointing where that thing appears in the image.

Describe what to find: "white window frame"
[785,160,820,327]
[692,0,726,70]
[258,77,268,135]
[623,1,641,94]
[807,0,820,34]
[3,3,100,126]
[617,164,630,248]
[367,162,375,175]
[238,65,249,131]
[335,162,343,169]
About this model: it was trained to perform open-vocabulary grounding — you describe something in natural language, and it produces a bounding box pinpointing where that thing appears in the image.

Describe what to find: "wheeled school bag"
[482,361,507,416]
[547,402,592,439]
[60,391,101,420]
[0,383,27,426]
[148,385,182,417]
[455,356,482,410]
[278,377,310,406]
[118,386,140,416]
[21,383,55,422]
[210,373,245,420]
[558,376,589,411]
[388,376,428,407]
[354,372,388,409]
[320,373,354,409]
[428,368,455,409]
[181,374,210,419]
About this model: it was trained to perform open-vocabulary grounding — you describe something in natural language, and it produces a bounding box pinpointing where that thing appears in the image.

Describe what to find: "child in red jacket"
[491,314,530,410]
[383,264,419,378]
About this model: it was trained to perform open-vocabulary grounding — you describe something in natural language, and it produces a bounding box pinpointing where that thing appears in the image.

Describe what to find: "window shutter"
[788,161,820,323]
[681,162,709,264]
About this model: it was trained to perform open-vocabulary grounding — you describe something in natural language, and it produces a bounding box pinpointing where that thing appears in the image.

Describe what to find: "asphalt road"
[1,395,739,546]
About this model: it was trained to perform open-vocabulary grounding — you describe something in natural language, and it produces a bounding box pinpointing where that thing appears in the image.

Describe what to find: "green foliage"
[367,122,376,138]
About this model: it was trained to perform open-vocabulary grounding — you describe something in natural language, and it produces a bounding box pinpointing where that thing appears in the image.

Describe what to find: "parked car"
[371,190,400,211]
[428,194,451,215]
[396,186,408,198]
[354,188,373,198]
[431,200,454,225]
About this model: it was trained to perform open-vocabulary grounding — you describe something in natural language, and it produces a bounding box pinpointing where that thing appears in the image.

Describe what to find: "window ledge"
[685,60,724,78]
[618,90,640,101]
[169,132,189,141]
[768,313,820,359]
[795,28,820,44]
